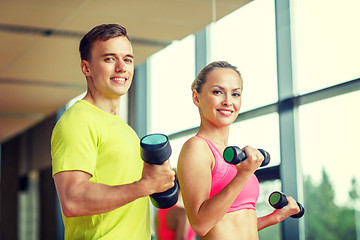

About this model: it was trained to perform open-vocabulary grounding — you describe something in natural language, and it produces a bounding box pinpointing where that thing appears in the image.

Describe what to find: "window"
[149,35,196,135]
[145,0,360,239]
[298,91,360,239]
[291,0,360,94]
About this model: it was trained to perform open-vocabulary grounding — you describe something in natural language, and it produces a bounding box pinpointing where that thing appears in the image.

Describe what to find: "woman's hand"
[272,196,301,223]
[234,145,264,174]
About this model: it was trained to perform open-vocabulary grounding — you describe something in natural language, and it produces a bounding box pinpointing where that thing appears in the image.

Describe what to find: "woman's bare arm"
[178,137,262,236]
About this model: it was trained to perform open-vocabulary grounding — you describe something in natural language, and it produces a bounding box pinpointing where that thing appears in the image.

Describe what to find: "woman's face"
[193,68,243,128]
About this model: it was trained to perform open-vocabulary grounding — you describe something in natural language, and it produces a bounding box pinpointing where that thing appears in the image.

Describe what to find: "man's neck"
[82,93,121,115]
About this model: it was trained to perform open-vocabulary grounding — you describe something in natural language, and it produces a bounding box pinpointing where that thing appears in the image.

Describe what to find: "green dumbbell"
[223,146,270,167]
[268,191,305,218]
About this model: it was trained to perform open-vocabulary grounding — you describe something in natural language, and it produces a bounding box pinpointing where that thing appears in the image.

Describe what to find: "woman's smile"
[217,108,234,116]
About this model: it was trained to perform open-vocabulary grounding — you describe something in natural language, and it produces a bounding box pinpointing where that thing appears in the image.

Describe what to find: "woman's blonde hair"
[191,61,242,93]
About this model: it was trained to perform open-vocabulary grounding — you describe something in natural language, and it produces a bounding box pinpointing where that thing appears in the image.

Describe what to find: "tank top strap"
[195,135,225,179]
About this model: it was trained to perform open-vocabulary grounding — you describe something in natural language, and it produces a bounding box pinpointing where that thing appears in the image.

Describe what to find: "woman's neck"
[197,123,230,148]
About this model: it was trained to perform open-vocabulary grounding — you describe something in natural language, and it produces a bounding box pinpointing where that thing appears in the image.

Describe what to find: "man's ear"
[81,60,91,77]
[192,90,200,106]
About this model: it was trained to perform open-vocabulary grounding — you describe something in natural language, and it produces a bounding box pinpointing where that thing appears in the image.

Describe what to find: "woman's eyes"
[212,90,241,97]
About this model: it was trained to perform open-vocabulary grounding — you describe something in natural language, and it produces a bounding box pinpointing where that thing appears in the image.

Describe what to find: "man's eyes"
[124,58,133,63]
[104,57,133,63]
[105,57,115,62]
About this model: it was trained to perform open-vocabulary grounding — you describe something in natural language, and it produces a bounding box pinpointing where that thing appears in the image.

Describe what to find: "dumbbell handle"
[268,191,305,218]
[223,146,270,167]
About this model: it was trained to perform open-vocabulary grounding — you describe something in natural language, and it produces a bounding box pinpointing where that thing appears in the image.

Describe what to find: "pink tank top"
[196,136,259,212]
[157,206,196,240]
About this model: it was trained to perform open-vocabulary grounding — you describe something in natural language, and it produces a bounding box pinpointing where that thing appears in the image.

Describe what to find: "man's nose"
[115,60,126,72]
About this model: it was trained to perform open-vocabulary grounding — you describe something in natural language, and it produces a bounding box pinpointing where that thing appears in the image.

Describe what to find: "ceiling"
[0,0,252,144]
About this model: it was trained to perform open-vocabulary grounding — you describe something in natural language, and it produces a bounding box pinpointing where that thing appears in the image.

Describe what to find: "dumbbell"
[140,133,179,209]
[223,146,270,167]
[268,191,305,218]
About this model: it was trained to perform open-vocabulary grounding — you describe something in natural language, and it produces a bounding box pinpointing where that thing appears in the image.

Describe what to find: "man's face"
[81,36,134,99]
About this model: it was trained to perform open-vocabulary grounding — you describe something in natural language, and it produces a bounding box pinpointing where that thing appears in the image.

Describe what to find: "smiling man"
[51,24,175,240]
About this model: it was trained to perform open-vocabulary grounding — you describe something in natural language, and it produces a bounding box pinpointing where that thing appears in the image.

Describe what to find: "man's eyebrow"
[101,53,134,59]
[125,54,134,59]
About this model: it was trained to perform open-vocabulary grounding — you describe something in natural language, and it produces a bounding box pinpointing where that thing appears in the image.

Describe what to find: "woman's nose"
[222,96,232,106]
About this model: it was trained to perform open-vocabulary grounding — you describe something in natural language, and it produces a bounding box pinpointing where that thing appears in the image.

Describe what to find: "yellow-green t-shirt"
[51,100,150,240]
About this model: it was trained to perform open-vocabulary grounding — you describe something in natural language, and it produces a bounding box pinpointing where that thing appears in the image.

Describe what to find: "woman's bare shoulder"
[181,136,208,152]
[178,136,213,169]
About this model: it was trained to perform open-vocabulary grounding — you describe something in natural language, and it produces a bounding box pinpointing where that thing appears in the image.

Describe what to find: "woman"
[177,61,300,239]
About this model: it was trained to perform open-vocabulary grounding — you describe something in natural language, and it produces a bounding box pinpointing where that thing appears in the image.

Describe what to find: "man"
[51,24,175,239]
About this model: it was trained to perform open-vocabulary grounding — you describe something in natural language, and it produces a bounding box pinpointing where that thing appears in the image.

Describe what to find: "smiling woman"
[191,62,242,128]
[177,61,300,239]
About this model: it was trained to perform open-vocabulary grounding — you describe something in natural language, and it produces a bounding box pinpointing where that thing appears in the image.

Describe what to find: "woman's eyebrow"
[211,85,242,91]
[211,85,224,89]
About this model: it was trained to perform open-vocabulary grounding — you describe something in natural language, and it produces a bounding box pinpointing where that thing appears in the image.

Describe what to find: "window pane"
[299,91,360,239]
[169,134,195,169]
[291,0,360,94]
[210,0,278,111]
[229,113,281,167]
[149,35,197,135]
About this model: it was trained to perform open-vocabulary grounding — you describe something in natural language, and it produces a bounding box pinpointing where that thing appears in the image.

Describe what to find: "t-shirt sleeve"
[51,112,98,176]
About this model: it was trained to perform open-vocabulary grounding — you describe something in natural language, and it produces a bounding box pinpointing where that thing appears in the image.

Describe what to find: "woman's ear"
[192,90,200,106]
[81,60,91,77]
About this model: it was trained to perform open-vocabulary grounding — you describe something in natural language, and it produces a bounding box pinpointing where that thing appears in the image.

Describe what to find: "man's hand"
[140,159,175,195]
